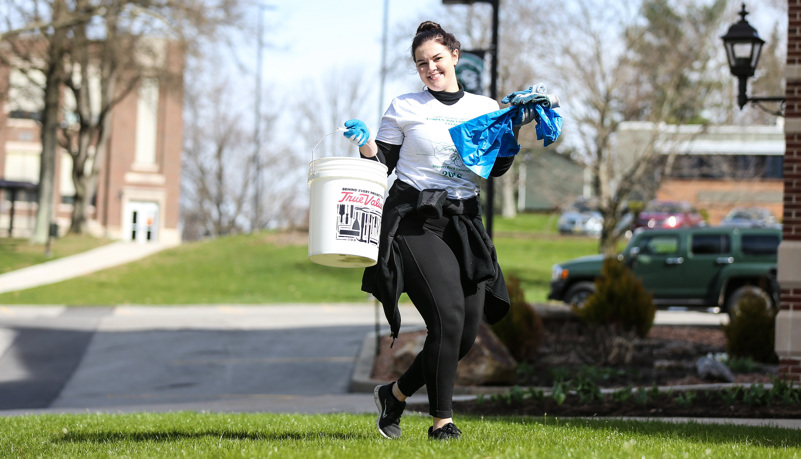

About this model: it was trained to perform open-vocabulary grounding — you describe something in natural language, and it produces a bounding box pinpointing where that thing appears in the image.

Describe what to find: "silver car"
[558,210,603,237]
[719,207,780,229]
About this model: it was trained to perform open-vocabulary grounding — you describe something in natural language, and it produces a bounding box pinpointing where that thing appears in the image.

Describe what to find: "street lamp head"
[721,3,764,79]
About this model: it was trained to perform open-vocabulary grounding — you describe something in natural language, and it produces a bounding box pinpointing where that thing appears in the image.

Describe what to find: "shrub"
[674,391,696,407]
[491,273,544,361]
[722,290,778,363]
[574,257,656,338]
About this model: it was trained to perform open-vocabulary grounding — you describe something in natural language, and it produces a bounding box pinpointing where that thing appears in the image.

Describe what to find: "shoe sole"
[374,385,394,439]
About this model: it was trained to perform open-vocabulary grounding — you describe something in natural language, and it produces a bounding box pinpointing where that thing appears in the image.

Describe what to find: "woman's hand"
[343,119,370,147]
[512,103,538,128]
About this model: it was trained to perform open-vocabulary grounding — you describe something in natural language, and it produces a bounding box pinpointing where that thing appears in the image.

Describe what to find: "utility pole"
[252,3,275,231]
[252,4,265,231]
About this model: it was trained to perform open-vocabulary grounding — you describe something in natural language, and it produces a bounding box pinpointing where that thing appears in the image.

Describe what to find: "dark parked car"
[719,207,780,229]
[548,226,781,319]
[633,200,705,230]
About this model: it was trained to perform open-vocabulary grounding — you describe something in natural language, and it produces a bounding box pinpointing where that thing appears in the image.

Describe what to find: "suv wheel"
[726,285,774,320]
[564,281,595,309]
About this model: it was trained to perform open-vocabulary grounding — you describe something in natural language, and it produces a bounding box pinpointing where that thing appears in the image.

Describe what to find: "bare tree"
[296,66,372,158]
[59,0,247,235]
[181,49,303,239]
[181,75,252,238]
[529,0,729,253]
[2,0,248,242]
[1,0,74,245]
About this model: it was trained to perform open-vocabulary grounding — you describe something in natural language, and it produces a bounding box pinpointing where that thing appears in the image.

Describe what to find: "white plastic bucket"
[308,157,388,267]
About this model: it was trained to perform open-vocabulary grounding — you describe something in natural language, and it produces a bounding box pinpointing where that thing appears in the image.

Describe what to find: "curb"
[349,331,383,393]
[349,329,515,397]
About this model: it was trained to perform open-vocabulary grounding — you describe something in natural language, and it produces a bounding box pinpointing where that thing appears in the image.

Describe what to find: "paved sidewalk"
[0,304,426,415]
[0,241,178,294]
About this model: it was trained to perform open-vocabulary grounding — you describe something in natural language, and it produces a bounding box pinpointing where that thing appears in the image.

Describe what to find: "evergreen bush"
[722,290,778,363]
[574,257,655,338]
[491,273,544,361]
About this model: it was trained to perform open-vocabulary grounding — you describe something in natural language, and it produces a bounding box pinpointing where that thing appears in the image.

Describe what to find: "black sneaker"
[428,423,462,440]
[374,383,405,439]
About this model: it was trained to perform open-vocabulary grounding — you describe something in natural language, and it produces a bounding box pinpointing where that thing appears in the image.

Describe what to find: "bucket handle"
[311,128,377,174]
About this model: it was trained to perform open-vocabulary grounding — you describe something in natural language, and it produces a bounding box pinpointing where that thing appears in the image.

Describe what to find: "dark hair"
[411,21,461,60]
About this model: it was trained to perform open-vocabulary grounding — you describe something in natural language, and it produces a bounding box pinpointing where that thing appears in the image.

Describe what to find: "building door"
[126,201,159,243]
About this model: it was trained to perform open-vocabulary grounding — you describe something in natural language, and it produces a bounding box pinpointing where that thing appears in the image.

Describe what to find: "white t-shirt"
[375,89,499,199]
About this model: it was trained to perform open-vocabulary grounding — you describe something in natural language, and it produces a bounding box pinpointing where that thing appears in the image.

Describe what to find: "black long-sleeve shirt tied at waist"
[361,180,511,340]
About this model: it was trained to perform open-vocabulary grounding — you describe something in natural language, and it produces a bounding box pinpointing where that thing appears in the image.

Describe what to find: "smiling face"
[414,40,460,93]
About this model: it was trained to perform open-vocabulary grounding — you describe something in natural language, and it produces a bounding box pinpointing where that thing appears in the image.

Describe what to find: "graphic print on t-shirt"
[429,140,471,181]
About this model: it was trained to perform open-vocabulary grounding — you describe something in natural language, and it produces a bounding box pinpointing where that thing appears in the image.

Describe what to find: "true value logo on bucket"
[335,187,383,247]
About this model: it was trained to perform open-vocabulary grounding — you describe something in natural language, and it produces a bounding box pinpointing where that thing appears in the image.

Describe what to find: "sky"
[216,0,786,149]
[231,0,450,128]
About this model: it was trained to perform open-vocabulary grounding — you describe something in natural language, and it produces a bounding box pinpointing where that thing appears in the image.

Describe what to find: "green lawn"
[0,213,602,305]
[2,412,799,458]
[0,234,113,274]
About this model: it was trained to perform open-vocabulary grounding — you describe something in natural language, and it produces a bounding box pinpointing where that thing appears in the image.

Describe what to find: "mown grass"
[2,412,800,458]
[0,234,112,274]
[0,213,601,305]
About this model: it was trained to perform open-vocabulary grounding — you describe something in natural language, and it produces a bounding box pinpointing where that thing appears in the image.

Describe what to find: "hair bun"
[416,21,443,35]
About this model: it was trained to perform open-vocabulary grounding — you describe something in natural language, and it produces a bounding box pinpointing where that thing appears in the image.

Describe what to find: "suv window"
[742,234,781,255]
[642,235,679,255]
[691,234,731,255]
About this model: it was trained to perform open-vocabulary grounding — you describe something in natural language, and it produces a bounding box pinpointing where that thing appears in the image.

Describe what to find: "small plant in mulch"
[490,273,544,362]
[722,290,778,363]
[574,257,656,339]
[437,376,801,419]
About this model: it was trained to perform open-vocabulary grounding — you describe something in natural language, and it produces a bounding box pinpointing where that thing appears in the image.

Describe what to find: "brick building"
[778,1,801,383]
[0,41,183,244]
[616,122,784,224]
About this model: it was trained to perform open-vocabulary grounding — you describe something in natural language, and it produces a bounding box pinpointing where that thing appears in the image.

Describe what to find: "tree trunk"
[69,168,91,234]
[67,6,116,235]
[30,0,67,245]
[500,171,517,219]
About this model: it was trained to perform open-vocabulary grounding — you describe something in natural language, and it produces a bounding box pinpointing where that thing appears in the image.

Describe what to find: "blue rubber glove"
[512,103,539,128]
[343,119,370,147]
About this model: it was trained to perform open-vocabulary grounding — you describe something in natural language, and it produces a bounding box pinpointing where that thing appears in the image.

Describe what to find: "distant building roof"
[618,121,784,156]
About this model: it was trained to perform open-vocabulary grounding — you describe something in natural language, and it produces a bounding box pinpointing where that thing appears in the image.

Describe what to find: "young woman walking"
[343,21,540,440]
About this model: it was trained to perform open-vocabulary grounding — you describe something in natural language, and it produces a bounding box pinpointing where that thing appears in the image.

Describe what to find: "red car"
[633,200,706,230]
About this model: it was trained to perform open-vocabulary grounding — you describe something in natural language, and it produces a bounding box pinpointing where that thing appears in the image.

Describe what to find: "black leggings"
[394,215,485,418]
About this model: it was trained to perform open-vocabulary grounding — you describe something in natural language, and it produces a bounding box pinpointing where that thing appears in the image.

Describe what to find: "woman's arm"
[361,140,401,176]
[490,156,515,177]
[359,140,379,158]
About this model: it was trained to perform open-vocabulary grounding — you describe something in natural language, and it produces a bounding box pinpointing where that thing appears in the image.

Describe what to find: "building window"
[135,78,159,166]
[3,150,40,183]
[667,154,783,180]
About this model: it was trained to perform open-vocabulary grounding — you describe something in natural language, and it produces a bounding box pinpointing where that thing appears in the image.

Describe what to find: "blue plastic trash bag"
[534,104,563,147]
[449,105,563,179]
[449,107,519,179]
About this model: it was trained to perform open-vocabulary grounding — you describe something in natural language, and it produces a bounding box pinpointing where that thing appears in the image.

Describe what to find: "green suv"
[548,226,782,318]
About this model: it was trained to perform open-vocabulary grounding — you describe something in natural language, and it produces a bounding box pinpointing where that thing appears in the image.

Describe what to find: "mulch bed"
[373,323,798,418]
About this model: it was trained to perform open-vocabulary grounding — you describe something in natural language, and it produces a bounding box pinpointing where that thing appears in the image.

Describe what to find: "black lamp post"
[721,3,785,115]
[443,0,500,237]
